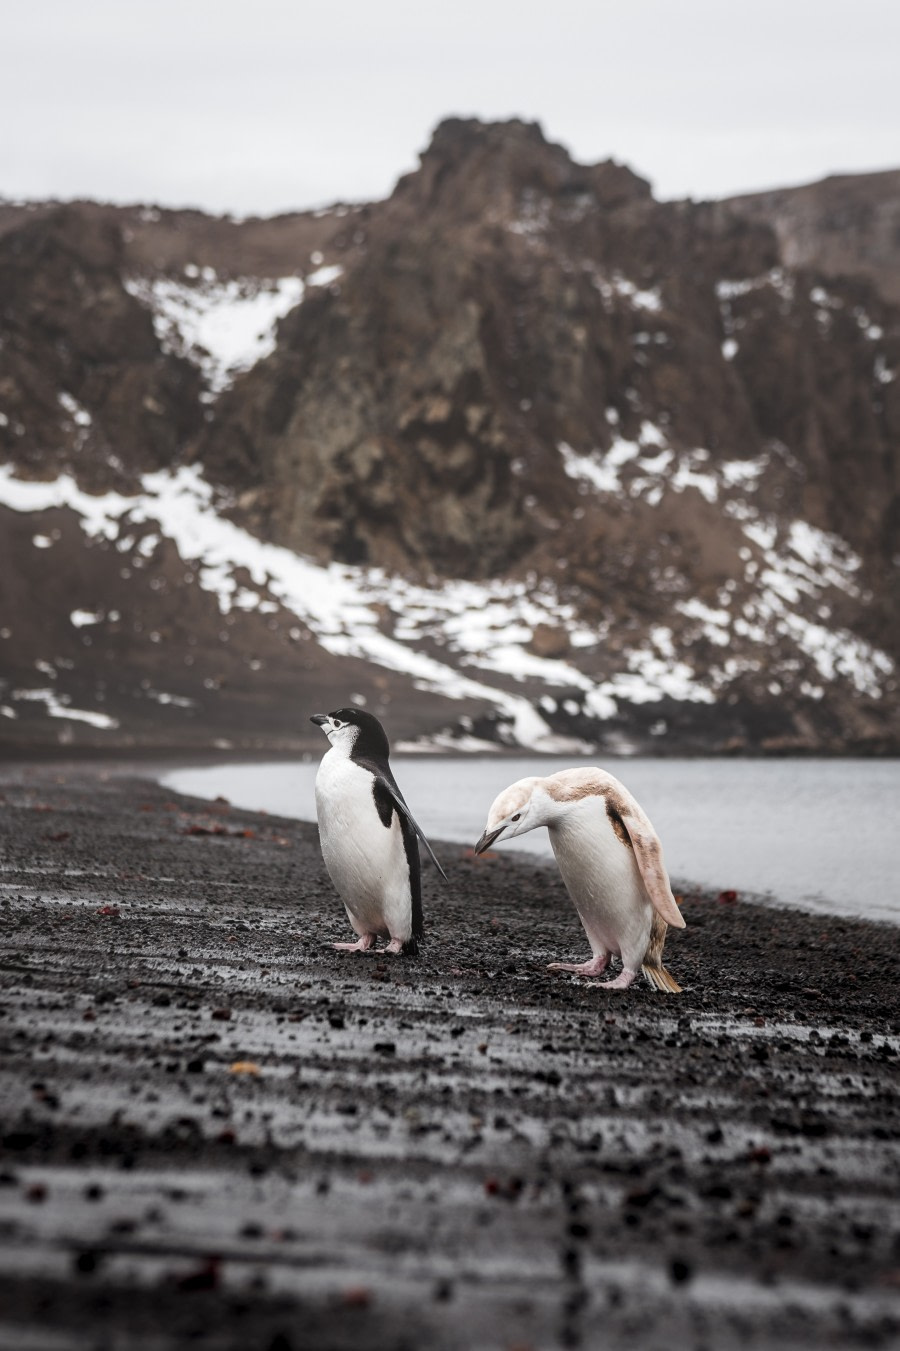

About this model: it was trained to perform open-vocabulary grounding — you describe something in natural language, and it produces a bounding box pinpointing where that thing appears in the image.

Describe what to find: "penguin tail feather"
[641,962,682,994]
[402,936,420,958]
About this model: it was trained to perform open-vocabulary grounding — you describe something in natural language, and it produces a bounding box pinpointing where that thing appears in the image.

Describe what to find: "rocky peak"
[392,116,652,223]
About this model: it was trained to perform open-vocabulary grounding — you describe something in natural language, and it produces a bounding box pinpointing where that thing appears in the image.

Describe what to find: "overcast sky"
[4,0,898,215]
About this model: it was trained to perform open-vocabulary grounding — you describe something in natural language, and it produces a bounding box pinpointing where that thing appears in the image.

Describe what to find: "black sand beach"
[1,764,898,1350]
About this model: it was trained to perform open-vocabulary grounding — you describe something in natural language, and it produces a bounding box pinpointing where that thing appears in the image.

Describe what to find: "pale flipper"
[615,801,685,931]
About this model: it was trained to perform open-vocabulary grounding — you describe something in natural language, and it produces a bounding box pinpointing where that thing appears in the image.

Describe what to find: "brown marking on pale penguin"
[543,769,611,803]
[605,793,634,848]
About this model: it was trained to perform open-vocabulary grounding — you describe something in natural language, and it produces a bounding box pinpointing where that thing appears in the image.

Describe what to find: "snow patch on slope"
[715,269,794,303]
[0,464,723,745]
[587,267,662,312]
[124,269,309,393]
[10,687,118,730]
[58,392,92,428]
[734,518,887,697]
[0,465,590,749]
[559,421,671,496]
[70,608,103,628]
[1,457,890,741]
[560,426,758,509]
[559,435,642,493]
[558,420,892,701]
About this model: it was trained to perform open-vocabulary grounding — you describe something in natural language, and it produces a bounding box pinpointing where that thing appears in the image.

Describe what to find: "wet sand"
[1,765,898,1350]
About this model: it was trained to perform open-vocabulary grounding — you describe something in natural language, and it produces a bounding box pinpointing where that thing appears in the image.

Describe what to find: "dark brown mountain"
[1,119,897,754]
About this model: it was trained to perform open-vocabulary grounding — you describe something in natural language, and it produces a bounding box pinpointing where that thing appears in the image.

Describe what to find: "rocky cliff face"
[1,119,898,753]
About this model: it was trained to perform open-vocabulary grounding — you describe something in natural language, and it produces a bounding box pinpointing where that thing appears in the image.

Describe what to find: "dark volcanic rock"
[0,203,204,489]
[0,766,898,1351]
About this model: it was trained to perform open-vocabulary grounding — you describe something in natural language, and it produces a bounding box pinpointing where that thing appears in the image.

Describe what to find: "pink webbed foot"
[547,954,610,976]
[333,935,377,952]
[381,938,406,954]
[596,968,639,991]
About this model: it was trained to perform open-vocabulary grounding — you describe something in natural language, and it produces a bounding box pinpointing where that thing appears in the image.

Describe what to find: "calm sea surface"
[160,758,900,925]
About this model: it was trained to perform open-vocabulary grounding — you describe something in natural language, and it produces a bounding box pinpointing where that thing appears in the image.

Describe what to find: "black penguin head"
[309,707,390,761]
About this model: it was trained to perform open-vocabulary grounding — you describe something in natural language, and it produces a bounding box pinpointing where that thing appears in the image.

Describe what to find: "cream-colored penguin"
[474,766,685,991]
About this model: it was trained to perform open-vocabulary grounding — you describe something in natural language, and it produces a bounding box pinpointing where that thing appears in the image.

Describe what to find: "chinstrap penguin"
[311,708,446,954]
[474,766,685,991]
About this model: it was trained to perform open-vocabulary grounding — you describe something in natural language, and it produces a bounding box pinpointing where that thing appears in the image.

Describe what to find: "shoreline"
[2,742,899,763]
[157,755,900,928]
[1,765,898,1350]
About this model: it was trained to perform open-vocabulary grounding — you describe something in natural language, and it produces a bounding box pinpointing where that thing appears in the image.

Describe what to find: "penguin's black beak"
[310,714,330,727]
[473,826,503,855]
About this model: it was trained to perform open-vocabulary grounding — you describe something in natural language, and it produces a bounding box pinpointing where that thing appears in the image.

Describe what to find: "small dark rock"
[670,1258,693,1284]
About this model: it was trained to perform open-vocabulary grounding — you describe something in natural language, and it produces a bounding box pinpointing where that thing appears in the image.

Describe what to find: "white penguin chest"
[314,750,410,918]
[315,751,379,842]
[549,797,650,952]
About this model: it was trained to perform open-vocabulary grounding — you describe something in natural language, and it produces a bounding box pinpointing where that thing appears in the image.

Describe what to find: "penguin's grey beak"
[310,714,329,727]
[473,826,503,855]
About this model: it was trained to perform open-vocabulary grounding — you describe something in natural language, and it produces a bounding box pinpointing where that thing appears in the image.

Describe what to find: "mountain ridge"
[1,119,897,754]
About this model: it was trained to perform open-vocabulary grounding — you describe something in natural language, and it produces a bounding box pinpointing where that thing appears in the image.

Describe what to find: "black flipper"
[360,760,448,882]
[371,779,423,951]
[400,810,424,954]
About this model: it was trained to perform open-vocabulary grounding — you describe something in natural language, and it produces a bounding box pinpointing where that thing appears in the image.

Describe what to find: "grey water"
[160,757,900,925]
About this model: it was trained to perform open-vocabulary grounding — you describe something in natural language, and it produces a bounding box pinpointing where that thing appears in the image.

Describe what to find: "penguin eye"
[332,719,343,728]
[512,813,521,822]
